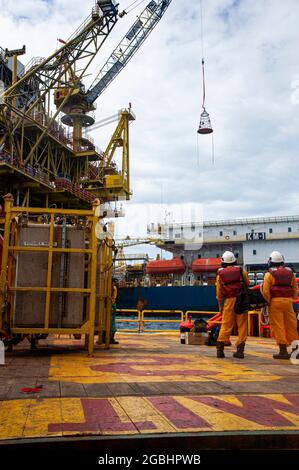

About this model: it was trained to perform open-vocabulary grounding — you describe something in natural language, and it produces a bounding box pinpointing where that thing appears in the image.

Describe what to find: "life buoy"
[225,235,230,240]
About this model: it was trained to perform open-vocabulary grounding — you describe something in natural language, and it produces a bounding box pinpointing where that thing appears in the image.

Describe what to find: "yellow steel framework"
[0,194,113,355]
[86,108,135,201]
[97,235,114,348]
[0,106,135,209]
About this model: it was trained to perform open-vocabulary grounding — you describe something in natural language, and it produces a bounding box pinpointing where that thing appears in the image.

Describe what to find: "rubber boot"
[216,341,225,358]
[273,344,290,360]
[30,336,37,350]
[233,342,245,359]
[110,332,119,345]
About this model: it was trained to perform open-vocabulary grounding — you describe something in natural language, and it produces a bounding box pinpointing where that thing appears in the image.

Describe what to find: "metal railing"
[115,309,140,333]
[164,215,299,229]
[115,309,217,334]
[141,310,184,333]
[114,308,268,337]
[184,311,217,320]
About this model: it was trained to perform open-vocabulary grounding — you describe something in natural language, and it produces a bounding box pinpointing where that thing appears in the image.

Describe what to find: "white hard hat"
[269,251,284,263]
[221,251,236,264]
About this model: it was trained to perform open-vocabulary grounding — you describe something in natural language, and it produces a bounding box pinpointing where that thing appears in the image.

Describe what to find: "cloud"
[1,0,299,241]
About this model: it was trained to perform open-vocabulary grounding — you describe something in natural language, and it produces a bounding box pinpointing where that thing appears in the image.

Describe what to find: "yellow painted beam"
[87,202,99,356]
[9,207,94,215]
[44,213,54,328]
[9,287,91,293]
[8,246,93,254]
[11,327,89,334]
[0,195,13,332]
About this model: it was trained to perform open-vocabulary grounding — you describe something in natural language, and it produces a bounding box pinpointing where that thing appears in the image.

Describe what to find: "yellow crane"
[0,0,172,207]
[0,0,172,353]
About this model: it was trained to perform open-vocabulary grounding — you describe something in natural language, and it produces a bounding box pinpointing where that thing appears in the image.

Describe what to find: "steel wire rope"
[196,133,200,168]
[199,0,215,165]
[123,0,147,14]
[200,0,205,110]
[123,0,142,11]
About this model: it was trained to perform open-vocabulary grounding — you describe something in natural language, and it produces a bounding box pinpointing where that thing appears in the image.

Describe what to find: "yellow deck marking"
[60,397,87,436]
[1,335,298,441]
[174,396,267,431]
[49,352,280,384]
[116,339,169,348]
[175,394,299,431]
[1,393,299,440]
[116,397,176,434]
[0,400,32,439]
[102,398,139,436]
[23,398,62,438]
[245,350,273,358]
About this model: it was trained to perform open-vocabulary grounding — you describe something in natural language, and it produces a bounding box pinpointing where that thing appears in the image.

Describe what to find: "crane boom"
[2,0,119,115]
[86,0,172,105]
[0,0,172,208]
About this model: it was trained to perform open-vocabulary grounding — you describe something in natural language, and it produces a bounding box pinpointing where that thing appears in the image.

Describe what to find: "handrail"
[141,310,184,333]
[114,308,273,337]
[185,310,217,320]
[166,215,299,229]
[114,309,221,334]
[115,308,141,333]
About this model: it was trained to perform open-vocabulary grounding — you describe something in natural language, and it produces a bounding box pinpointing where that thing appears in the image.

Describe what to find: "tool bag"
[235,272,268,314]
[206,324,220,346]
[249,287,268,309]
[234,275,250,314]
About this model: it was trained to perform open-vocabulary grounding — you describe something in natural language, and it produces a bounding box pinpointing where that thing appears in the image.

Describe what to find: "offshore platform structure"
[0,0,172,353]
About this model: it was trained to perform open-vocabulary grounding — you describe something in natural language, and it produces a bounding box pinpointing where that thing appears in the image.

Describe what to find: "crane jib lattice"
[86,0,172,104]
[0,0,172,207]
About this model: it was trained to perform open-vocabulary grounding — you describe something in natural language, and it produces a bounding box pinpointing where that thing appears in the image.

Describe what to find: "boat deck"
[1,333,299,446]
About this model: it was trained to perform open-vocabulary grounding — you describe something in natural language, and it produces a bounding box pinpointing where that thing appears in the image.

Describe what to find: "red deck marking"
[20,387,43,394]
[148,396,212,429]
[91,356,218,377]
[48,399,156,433]
[191,394,299,427]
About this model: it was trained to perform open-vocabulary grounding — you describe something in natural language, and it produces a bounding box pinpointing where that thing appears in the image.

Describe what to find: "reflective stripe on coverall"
[263,272,298,345]
[216,270,249,346]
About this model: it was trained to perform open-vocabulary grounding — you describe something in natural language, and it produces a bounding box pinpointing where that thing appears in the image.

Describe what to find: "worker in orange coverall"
[262,251,298,359]
[215,251,249,359]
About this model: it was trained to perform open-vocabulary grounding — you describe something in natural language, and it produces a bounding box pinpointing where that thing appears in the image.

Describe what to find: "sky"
[1,0,299,245]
